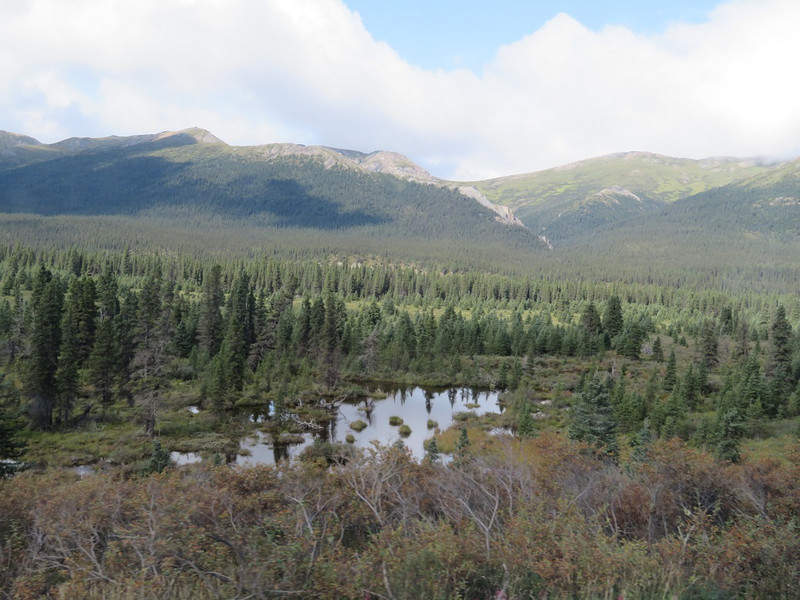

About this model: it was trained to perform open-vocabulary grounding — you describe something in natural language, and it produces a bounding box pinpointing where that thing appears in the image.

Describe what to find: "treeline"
[4,206,800,293]
[2,244,798,317]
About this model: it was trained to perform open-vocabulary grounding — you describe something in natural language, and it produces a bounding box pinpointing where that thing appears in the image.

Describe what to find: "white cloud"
[1,0,799,179]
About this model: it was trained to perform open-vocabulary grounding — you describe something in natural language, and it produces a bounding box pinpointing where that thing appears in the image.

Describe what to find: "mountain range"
[1,127,799,285]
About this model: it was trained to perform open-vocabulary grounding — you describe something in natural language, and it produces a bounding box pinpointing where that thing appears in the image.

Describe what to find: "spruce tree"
[96,264,119,322]
[56,280,82,426]
[424,436,440,463]
[664,349,677,391]
[197,264,224,358]
[220,271,253,394]
[517,401,538,438]
[453,427,471,464]
[321,294,345,388]
[114,290,138,403]
[619,324,644,360]
[27,266,63,430]
[629,421,653,464]
[602,296,624,339]
[652,336,664,362]
[735,320,750,359]
[0,375,25,477]
[569,375,618,457]
[294,296,313,358]
[699,320,719,369]
[715,408,745,463]
[131,273,165,436]
[89,316,117,409]
[766,305,794,412]
[581,301,602,336]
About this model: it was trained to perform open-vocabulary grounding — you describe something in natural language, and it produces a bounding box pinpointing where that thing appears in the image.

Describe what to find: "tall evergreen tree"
[664,349,677,392]
[569,375,618,457]
[734,320,751,359]
[715,408,745,463]
[27,265,63,430]
[294,296,313,358]
[699,320,719,369]
[55,279,83,425]
[219,271,253,395]
[89,316,117,409]
[114,290,138,404]
[0,374,25,477]
[619,324,645,360]
[321,294,346,388]
[89,264,120,408]
[73,277,97,365]
[767,305,794,400]
[629,420,653,464]
[581,301,602,336]
[197,264,224,358]
[96,264,119,322]
[652,336,664,362]
[130,273,165,436]
[602,296,624,339]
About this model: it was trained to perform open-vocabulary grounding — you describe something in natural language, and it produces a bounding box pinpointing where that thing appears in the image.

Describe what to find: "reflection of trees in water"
[320,421,331,441]
[255,386,501,462]
[425,389,435,414]
[273,444,289,463]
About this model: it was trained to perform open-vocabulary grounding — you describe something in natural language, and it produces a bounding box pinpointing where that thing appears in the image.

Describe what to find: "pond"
[331,386,502,460]
[173,386,503,466]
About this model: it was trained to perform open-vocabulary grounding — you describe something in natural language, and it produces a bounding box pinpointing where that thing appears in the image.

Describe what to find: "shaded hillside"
[0,128,545,270]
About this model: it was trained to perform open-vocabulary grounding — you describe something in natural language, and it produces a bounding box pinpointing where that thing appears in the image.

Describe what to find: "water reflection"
[174,386,500,467]
[334,386,500,460]
[171,451,202,466]
[237,430,314,466]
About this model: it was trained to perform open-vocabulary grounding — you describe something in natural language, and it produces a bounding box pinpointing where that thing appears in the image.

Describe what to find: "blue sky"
[346,1,721,71]
[1,0,799,179]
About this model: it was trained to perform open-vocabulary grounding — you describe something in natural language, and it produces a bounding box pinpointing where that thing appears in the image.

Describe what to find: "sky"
[1,0,799,180]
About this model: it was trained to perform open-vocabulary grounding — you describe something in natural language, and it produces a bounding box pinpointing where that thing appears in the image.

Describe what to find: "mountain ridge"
[0,127,530,229]
[0,127,548,271]
[1,126,797,253]
[465,150,784,243]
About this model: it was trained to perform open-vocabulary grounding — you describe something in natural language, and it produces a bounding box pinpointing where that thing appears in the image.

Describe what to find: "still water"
[331,386,501,460]
[173,386,502,466]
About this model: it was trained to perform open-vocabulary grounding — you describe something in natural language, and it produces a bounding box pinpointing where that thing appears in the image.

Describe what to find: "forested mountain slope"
[544,159,800,293]
[469,152,778,243]
[0,128,544,269]
[2,127,799,288]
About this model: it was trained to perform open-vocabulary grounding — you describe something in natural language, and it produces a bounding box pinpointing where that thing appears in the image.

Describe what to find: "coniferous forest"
[1,135,800,599]
[0,243,799,599]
